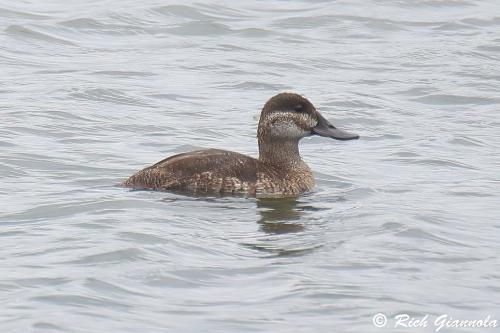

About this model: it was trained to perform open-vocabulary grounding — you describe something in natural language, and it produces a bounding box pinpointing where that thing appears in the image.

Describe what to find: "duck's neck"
[258,137,303,167]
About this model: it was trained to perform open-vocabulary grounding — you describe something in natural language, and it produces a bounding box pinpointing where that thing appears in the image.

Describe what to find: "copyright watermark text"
[372,313,497,331]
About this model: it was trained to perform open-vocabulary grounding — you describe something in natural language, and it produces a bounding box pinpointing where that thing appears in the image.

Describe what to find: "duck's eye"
[294,104,304,113]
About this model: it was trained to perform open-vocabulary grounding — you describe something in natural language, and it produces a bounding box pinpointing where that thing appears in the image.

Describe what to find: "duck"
[121,92,359,197]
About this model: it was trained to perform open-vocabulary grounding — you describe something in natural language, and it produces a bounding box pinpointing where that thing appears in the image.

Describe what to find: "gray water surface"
[1,1,500,332]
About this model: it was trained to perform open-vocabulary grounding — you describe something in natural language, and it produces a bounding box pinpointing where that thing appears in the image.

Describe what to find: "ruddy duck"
[122,92,358,197]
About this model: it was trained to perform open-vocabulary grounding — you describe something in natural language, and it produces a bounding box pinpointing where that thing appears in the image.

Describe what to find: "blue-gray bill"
[312,112,359,140]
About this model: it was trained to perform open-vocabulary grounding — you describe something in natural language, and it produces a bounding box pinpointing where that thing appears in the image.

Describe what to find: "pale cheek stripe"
[264,112,317,128]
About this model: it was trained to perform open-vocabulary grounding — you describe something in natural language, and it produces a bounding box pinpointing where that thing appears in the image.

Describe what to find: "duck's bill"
[312,113,359,140]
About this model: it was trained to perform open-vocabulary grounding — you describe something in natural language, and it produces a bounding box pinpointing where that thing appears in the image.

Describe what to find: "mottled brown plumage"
[122,92,358,197]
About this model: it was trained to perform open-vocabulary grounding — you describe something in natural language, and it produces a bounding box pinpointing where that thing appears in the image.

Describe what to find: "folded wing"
[121,149,259,194]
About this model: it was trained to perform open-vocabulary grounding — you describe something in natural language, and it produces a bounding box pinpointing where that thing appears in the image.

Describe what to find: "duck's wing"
[121,149,259,194]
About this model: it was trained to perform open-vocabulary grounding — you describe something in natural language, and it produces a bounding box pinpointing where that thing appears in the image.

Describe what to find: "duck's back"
[122,149,259,194]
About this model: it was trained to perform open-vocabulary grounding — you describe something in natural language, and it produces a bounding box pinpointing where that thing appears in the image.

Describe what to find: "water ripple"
[6,24,77,46]
[63,248,147,265]
[68,88,152,106]
[32,294,132,310]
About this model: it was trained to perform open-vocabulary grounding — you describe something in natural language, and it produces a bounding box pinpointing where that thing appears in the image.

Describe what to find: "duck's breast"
[256,162,314,197]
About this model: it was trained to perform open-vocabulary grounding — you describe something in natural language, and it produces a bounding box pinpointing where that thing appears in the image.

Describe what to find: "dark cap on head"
[261,92,316,115]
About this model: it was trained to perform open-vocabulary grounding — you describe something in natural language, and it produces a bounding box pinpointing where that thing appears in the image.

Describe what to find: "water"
[1,0,499,332]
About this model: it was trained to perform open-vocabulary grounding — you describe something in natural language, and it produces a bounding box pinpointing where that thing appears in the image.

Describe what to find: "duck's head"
[257,92,359,142]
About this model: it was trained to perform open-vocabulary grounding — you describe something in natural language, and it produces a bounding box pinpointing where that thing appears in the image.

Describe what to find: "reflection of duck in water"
[257,198,305,234]
[122,93,358,197]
